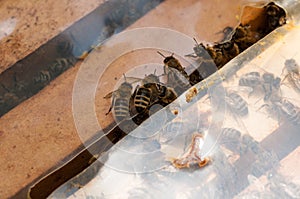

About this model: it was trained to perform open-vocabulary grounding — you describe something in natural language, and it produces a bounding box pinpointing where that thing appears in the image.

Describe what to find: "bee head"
[262,72,274,83]
[285,59,298,72]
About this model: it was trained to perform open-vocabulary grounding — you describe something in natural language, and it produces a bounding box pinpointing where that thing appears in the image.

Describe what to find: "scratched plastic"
[49,1,300,198]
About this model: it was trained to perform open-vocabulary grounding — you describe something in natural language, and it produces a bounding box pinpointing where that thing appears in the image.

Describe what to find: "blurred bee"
[185,38,212,60]
[49,57,76,77]
[264,2,287,34]
[232,24,262,52]
[239,71,261,89]
[34,70,51,85]
[261,72,281,101]
[157,51,191,94]
[219,128,242,153]
[225,91,248,117]
[214,41,240,63]
[281,58,300,93]
[240,134,262,155]
[261,98,300,125]
[104,75,134,123]
[217,26,234,42]
[172,133,210,169]
[277,99,300,125]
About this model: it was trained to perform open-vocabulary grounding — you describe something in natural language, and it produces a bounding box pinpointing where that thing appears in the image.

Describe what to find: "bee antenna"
[193,37,199,45]
[157,51,166,58]
[154,69,157,75]
[123,74,127,82]
[171,53,174,57]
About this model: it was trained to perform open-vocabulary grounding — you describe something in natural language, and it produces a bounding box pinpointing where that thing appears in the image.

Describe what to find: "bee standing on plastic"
[225,91,249,117]
[277,99,300,125]
[281,58,300,93]
[261,72,281,101]
[104,75,133,123]
[239,72,261,88]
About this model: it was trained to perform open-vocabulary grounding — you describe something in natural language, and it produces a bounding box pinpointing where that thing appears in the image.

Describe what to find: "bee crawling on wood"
[104,74,134,123]
[171,133,210,169]
[131,70,177,114]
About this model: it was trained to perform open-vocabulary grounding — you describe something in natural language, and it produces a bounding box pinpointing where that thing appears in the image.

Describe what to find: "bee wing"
[167,67,190,84]
[124,76,143,84]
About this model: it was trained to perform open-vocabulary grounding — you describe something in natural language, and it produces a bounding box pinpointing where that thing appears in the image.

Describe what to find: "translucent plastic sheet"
[49,1,300,199]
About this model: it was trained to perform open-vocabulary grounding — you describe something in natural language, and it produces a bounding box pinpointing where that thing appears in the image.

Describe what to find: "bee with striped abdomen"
[225,91,249,117]
[104,75,134,123]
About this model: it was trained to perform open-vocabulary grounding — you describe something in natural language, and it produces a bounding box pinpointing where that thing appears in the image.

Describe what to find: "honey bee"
[133,83,177,114]
[214,41,240,62]
[238,71,261,89]
[157,51,191,94]
[104,75,133,123]
[277,99,300,125]
[281,58,300,93]
[185,38,212,60]
[261,72,281,101]
[240,134,262,154]
[34,70,51,85]
[225,91,248,117]
[219,128,242,153]
[264,2,287,34]
[185,38,216,83]
[133,83,161,114]
[172,133,210,169]
[231,24,262,52]
[261,97,300,125]
[49,57,76,77]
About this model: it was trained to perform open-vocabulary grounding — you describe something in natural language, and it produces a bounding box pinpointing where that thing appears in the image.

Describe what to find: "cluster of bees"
[187,2,287,70]
[238,58,300,125]
[104,52,191,126]
[104,2,288,131]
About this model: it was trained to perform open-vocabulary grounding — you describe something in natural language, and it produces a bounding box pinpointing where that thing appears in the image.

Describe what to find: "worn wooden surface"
[0,0,104,74]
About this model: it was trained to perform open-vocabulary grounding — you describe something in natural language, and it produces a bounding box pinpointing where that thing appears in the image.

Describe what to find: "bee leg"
[105,106,112,115]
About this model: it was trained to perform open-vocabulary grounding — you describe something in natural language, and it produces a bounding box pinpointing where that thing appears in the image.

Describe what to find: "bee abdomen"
[134,88,151,113]
[114,98,130,120]
[228,93,248,116]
